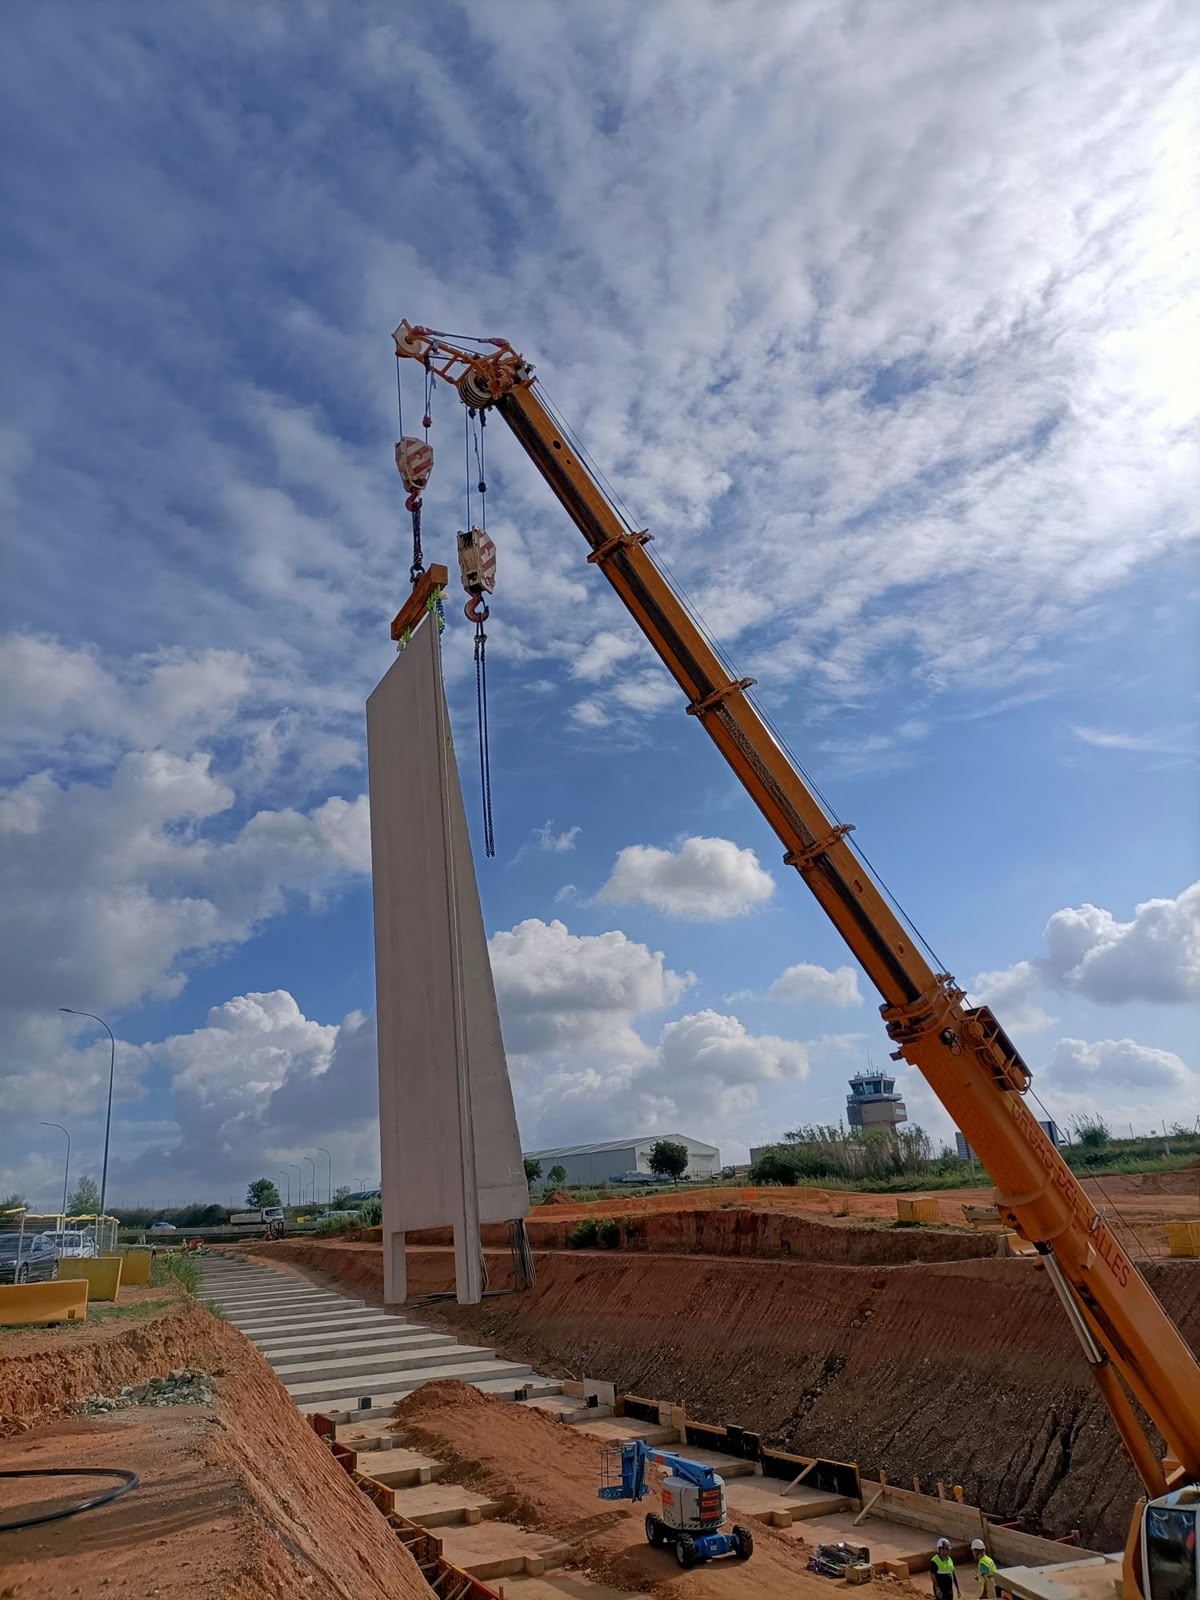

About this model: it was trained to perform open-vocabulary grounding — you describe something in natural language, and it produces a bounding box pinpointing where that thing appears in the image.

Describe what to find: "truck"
[391,321,1200,1600]
[229,1207,285,1238]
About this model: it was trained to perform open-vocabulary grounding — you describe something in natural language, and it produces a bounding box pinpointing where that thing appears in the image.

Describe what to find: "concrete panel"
[57,1255,122,1301]
[367,619,528,1306]
[118,1249,152,1285]
[0,1277,88,1325]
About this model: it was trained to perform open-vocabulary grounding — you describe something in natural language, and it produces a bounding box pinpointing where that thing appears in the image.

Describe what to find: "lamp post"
[279,1170,291,1206]
[40,1122,71,1217]
[317,1146,332,1206]
[302,1155,316,1206]
[59,1008,115,1217]
[289,1164,302,1208]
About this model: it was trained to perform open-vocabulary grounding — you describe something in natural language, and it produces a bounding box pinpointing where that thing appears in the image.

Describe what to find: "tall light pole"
[289,1164,302,1208]
[41,1122,71,1217]
[278,1170,291,1206]
[302,1155,316,1205]
[317,1146,332,1206]
[60,1008,115,1216]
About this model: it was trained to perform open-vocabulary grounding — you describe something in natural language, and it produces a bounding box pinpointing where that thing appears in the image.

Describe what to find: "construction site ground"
[243,1170,1200,1554]
[374,1377,932,1599]
[0,1285,431,1598]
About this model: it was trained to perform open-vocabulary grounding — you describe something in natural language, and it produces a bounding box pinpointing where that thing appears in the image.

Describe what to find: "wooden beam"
[390,565,450,643]
[853,1487,886,1527]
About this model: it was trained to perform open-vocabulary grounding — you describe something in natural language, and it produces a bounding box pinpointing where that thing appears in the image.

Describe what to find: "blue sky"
[1,2,1197,1208]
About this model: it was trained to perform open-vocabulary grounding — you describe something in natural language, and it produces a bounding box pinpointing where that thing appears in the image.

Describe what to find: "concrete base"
[386,1479,506,1528]
[352,1446,446,1487]
[495,1578,651,1599]
[725,1479,854,1523]
[570,1417,680,1447]
[438,1523,573,1581]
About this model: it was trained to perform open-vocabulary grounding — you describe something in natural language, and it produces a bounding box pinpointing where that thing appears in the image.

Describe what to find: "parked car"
[37,1230,98,1259]
[0,1232,59,1284]
[149,1221,177,1232]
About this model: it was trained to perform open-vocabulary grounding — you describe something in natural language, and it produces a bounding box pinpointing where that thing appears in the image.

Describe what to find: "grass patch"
[569,1218,599,1248]
[151,1251,200,1296]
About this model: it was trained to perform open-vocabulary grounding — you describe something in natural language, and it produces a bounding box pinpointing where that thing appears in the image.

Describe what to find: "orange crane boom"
[393,322,1200,1594]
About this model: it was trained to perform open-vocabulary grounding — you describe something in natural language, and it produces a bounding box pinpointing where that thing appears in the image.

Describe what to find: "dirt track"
[258,1236,1200,1552]
[0,1287,430,1598]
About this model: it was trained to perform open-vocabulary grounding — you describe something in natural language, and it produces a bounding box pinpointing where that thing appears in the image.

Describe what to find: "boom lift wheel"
[733,1523,754,1559]
[675,1533,697,1569]
[644,1513,661,1547]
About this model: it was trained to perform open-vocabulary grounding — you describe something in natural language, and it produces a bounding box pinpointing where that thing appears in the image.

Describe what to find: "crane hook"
[465,593,491,624]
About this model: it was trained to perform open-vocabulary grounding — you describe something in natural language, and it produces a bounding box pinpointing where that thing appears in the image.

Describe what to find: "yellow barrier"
[1167,1221,1200,1258]
[118,1249,153,1286]
[897,1196,940,1224]
[56,1256,123,1301]
[0,1277,89,1325]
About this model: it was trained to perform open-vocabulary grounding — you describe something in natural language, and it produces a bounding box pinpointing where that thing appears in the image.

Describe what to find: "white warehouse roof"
[524,1133,718,1160]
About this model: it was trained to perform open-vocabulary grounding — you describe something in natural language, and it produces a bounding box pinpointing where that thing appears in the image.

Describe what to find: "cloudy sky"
[2,3,1197,1209]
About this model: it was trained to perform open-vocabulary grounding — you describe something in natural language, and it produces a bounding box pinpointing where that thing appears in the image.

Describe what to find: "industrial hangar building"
[524,1133,720,1187]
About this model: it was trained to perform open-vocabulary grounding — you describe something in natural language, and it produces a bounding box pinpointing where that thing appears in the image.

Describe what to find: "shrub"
[314,1213,358,1236]
[570,1218,599,1247]
[358,1198,383,1227]
[151,1251,199,1296]
[597,1217,620,1249]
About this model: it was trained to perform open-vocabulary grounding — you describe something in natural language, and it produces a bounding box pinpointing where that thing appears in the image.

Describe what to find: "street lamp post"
[317,1147,332,1206]
[59,1008,115,1217]
[289,1164,302,1208]
[40,1122,71,1217]
[302,1155,316,1206]
[279,1170,291,1206]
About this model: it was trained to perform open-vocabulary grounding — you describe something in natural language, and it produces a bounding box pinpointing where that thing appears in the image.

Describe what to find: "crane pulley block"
[458,526,496,597]
[395,436,434,494]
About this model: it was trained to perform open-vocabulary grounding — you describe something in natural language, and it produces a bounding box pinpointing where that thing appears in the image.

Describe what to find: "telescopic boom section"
[392,323,1200,1493]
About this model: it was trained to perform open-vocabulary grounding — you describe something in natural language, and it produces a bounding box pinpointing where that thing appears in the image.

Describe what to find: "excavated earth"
[0,1286,430,1599]
[254,1236,1200,1553]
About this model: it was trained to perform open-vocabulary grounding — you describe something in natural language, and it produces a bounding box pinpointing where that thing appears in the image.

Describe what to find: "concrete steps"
[198,1254,559,1422]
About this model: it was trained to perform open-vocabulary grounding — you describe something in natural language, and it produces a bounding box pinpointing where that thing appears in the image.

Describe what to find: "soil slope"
[0,1289,430,1599]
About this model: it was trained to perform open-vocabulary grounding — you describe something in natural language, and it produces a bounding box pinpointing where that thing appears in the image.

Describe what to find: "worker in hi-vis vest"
[931,1538,961,1600]
[971,1539,999,1598]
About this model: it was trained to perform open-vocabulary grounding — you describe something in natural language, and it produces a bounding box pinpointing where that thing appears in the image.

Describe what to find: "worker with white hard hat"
[971,1538,999,1598]
[931,1538,960,1600]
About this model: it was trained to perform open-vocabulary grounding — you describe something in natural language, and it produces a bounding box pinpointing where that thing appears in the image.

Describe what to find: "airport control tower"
[845,1068,908,1132]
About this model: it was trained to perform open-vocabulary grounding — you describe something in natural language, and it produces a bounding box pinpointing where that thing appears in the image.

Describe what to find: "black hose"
[0,1467,139,1531]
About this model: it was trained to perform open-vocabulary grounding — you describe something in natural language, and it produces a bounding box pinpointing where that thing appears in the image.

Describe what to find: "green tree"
[523,1157,543,1184]
[546,1164,567,1188]
[647,1140,689,1183]
[68,1176,101,1215]
[1072,1113,1110,1150]
[0,1190,28,1212]
[333,1184,353,1204]
[246,1178,281,1209]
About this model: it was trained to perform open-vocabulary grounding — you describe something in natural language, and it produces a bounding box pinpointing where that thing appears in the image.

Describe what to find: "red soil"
[0,1286,430,1598]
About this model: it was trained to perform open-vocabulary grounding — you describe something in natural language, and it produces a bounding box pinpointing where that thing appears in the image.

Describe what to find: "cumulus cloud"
[0,751,370,1046]
[973,883,1200,1025]
[1032,1036,1200,1137]
[487,917,692,1059]
[768,962,863,1008]
[596,836,775,921]
[572,631,640,681]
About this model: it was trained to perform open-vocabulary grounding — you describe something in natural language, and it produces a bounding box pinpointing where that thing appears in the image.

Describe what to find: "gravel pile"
[80,1369,215,1414]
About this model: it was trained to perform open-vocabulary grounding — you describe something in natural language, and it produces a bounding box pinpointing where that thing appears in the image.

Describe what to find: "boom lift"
[391,322,1200,1600]
[598,1439,754,1568]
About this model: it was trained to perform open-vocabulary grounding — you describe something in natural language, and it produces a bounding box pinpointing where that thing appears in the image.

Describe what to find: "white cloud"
[969,960,1057,1032]
[532,820,580,854]
[487,917,692,1059]
[768,962,863,1008]
[1043,1036,1194,1096]
[569,700,608,730]
[572,631,640,681]
[1072,725,1198,757]
[596,836,775,921]
[972,882,1200,1027]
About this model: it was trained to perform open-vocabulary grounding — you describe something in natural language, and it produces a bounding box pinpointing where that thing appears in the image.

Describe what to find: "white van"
[39,1230,98,1259]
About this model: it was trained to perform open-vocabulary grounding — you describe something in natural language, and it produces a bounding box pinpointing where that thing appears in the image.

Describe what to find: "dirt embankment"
[392,1379,918,1600]
[0,1288,430,1599]
[262,1237,1200,1552]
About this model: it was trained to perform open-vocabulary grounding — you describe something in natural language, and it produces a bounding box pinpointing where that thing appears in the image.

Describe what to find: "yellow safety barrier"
[118,1249,153,1286]
[897,1196,940,1224]
[56,1256,123,1301]
[1167,1221,1200,1258]
[0,1277,89,1326]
